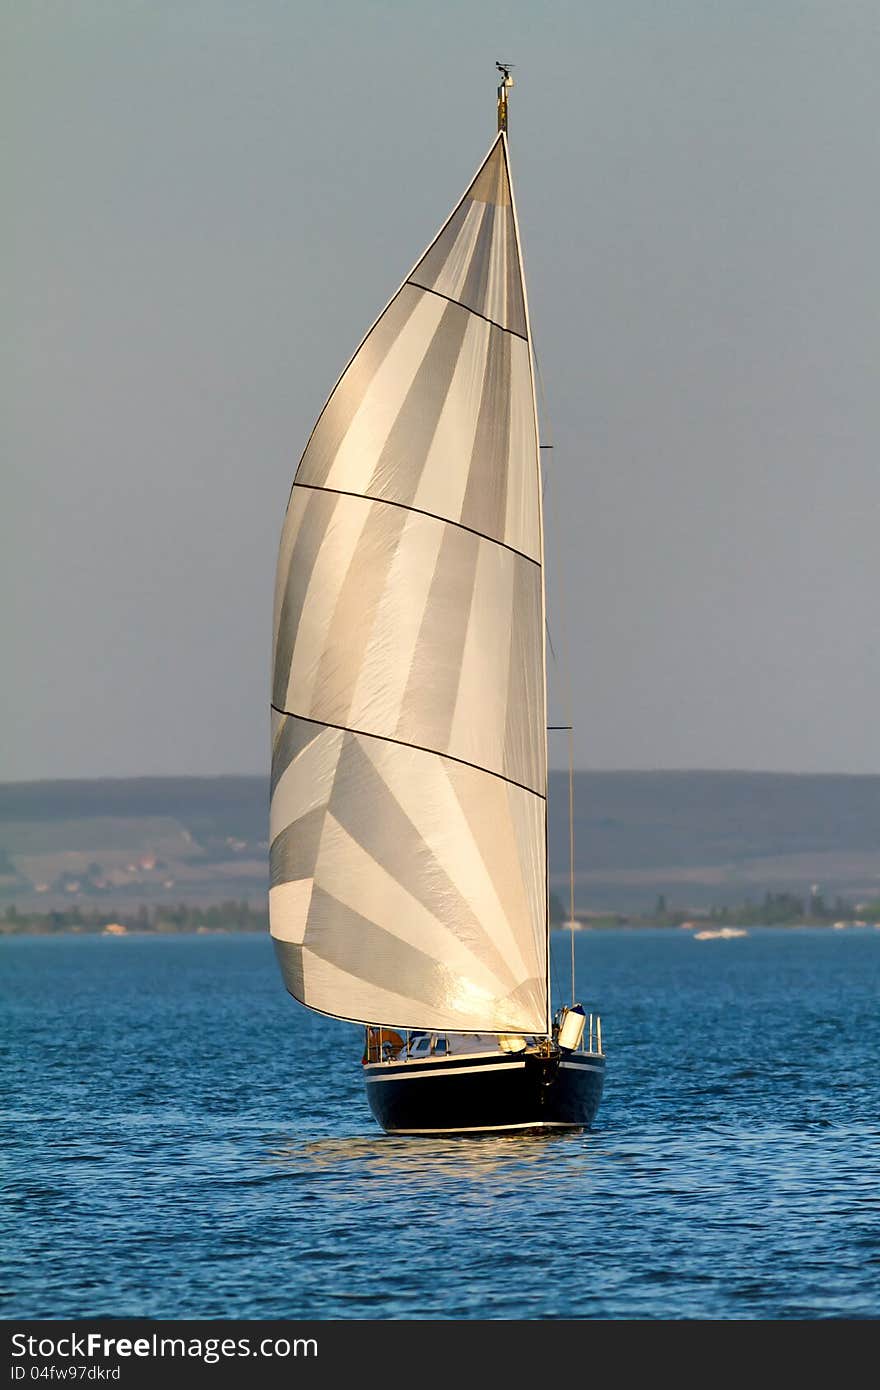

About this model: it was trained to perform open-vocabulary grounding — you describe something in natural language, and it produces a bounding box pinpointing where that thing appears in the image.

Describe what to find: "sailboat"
[269,67,605,1135]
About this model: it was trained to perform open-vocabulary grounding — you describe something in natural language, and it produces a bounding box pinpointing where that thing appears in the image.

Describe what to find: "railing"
[364,1026,407,1063]
[365,1018,604,1063]
[583,1013,603,1055]
[364,1027,448,1063]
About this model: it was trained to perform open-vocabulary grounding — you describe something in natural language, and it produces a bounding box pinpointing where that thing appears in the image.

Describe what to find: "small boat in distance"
[268,67,605,1135]
[693,927,749,940]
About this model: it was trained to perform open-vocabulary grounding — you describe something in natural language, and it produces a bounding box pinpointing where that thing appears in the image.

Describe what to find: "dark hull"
[365,1050,605,1135]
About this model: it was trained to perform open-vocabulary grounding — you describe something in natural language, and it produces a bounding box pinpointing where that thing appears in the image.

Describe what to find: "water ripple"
[2,930,879,1318]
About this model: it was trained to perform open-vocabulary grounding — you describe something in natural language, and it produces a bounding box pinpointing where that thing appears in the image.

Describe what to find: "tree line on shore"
[551,890,880,927]
[0,900,267,934]
[3,889,879,935]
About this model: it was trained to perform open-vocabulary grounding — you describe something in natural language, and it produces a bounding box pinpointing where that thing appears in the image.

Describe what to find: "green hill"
[548,770,880,910]
[1,771,878,916]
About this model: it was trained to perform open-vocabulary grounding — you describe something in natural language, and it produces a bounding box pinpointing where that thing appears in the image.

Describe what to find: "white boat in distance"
[693,928,749,940]
[268,67,605,1135]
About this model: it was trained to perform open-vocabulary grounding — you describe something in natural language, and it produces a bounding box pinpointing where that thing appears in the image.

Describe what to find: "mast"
[496,62,514,133]
[496,64,552,1036]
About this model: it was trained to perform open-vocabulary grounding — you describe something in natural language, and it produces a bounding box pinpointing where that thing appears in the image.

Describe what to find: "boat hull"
[364,1050,605,1136]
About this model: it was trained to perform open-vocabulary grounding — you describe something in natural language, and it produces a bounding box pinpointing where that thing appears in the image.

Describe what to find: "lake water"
[2,928,879,1319]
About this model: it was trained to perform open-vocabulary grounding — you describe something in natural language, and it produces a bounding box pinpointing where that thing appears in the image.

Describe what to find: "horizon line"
[2,766,880,789]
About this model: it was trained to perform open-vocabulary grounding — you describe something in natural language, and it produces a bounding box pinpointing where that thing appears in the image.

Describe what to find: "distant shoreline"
[4,770,879,920]
[3,920,877,939]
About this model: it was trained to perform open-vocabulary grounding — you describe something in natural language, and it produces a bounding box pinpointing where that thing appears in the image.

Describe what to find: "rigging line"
[533,339,578,1007]
[548,928,563,1019]
[568,724,576,1005]
[269,704,547,802]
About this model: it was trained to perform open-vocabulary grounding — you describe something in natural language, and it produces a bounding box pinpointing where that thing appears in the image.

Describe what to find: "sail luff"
[270,133,548,1035]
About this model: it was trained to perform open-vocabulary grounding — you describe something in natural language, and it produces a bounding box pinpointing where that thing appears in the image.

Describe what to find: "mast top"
[496,61,514,133]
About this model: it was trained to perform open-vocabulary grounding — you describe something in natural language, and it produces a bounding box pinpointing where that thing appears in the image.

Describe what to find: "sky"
[4,0,879,781]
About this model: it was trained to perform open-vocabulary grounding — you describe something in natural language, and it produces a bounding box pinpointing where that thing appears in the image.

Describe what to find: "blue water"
[2,928,879,1319]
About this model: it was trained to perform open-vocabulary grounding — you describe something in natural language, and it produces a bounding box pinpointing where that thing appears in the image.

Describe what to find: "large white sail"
[270,134,548,1034]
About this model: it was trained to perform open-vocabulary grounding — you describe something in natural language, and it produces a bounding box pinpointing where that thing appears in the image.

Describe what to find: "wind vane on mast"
[496,62,514,132]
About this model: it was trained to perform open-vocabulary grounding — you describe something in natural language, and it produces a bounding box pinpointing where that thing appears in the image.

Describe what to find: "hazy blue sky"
[4,1,879,780]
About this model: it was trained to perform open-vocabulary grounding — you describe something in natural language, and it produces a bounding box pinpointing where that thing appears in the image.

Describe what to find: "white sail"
[270,134,547,1034]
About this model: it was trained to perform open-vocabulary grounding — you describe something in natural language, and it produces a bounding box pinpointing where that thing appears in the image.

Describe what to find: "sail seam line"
[269,704,547,802]
[291,482,541,569]
[406,280,528,340]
